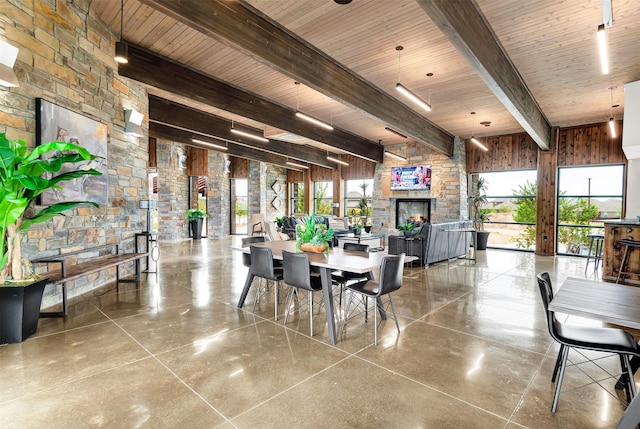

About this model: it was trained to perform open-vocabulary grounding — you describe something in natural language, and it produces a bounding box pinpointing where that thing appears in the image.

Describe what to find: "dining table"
[549,276,640,388]
[232,240,394,345]
[548,277,640,330]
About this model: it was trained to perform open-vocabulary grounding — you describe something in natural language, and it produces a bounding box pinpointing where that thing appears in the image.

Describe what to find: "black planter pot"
[476,231,490,250]
[190,219,204,239]
[0,278,48,344]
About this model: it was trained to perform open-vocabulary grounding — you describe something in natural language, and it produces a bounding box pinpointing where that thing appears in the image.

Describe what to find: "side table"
[445,228,477,264]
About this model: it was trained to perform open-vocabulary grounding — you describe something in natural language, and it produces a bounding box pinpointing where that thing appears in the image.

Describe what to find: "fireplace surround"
[394,198,433,227]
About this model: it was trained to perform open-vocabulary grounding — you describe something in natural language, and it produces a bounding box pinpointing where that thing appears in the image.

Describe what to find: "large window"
[314,181,333,215]
[473,170,537,251]
[290,182,304,215]
[232,179,248,234]
[557,165,624,255]
[344,179,373,222]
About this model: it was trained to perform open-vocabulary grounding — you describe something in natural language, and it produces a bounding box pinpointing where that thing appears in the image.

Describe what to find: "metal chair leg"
[552,346,570,412]
[552,345,565,382]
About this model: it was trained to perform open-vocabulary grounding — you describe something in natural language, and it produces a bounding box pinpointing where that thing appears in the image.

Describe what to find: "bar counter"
[602,219,640,284]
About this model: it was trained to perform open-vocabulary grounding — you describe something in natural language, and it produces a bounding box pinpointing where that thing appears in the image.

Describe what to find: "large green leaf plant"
[0,133,101,283]
[295,212,334,253]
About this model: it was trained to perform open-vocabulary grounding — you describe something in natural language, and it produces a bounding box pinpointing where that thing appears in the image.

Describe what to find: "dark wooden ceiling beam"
[149,122,309,171]
[149,95,336,168]
[416,0,551,151]
[137,0,453,156]
[120,45,383,163]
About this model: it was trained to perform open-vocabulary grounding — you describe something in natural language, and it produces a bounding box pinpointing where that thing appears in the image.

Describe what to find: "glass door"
[231,179,248,234]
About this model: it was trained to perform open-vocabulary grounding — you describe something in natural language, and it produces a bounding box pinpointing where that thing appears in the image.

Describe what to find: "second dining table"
[233,240,392,345]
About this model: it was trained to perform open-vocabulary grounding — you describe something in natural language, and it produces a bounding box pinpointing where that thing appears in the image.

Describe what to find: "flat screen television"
[390,165,431,191]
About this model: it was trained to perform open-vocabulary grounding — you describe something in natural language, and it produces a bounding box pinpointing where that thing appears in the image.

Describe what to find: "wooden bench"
[31,244,148,317]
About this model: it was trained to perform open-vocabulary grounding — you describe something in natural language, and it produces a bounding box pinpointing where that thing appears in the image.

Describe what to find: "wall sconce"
[0,40,20,87]
[124,109,144,137]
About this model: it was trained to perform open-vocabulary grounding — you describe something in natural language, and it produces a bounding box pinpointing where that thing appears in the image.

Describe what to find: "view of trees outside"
[476,165,624,254]
[233,179,248,234]
[314,181,333,215]
[290,182,304,215]
[345,179,373,216]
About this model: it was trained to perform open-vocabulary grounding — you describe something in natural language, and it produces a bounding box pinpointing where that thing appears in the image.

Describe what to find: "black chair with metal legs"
[241,236,265,268]
[536,272,639,412]
[616,239,640,284]
[331,243,371,306]
[342,253,405,346]
[282,250,323,336]
[616,389,640,429]
[584,233,604,273]
[249,245,284,320]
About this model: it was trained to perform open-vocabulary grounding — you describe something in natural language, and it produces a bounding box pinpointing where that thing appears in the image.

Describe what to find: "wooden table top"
[230,240,397,274]
[549,277,640,329]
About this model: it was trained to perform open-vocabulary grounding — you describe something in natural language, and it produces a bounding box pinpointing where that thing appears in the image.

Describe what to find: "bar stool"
[584,233,604,273]
[616,239,640,284]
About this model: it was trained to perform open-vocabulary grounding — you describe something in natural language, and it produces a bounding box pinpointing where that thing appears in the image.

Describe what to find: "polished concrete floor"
[0,237,633,428]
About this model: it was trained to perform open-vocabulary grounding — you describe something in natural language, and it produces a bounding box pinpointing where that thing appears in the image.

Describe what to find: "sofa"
[388,221,473,266]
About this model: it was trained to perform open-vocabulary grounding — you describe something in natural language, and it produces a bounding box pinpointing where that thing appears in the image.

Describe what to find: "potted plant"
[353,224,364,236]
[186,209,207,240]
[295,212,334,254]
[397,222,416,237]
[274,216,286,230]
[471,176,491,250]
[0,133,101,343]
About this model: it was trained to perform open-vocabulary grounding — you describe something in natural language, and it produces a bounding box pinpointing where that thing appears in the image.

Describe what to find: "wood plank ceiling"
[89,0,640,167]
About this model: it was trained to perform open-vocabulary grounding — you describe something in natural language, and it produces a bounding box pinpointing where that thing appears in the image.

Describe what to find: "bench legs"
[40,283,68,318]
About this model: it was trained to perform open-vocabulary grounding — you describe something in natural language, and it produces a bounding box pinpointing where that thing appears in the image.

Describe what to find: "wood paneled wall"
[230,156,249,178]
[557,122,625,166]
[466,121,627,256]
[149,137,157,168]
[340,155,377,180]
[466,132,538,174]
[186,146,208,176]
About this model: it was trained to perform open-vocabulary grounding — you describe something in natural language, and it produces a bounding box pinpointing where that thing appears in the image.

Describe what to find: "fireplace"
[395,198,432,227]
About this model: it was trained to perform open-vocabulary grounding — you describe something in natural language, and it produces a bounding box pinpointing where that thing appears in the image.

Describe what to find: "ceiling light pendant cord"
[120,0,124,41]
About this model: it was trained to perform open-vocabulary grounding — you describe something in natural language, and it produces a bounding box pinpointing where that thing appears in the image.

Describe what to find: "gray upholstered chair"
[537,272,639,412]
[331,243,371,305]
[250,245,284,320]
[342,253,405,345]
[282,250,323,336]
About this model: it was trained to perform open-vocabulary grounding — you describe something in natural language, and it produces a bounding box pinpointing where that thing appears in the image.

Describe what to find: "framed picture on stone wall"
[36,98,108,207]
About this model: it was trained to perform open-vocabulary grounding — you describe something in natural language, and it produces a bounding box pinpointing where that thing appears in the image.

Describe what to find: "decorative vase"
[0,277,48,344]
[189,219,204,239]
[299,243,328,253]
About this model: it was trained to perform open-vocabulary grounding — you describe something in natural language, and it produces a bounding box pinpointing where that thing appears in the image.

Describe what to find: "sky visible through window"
[480,165,624,199]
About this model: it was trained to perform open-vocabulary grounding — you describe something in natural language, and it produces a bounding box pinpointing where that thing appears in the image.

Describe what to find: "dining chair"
[342,253,405,345]
[265,221,289,241]
[332,243,371,306]
[536,272,639,412]
[251,213,266,236]
[281,250,323,336]
[250,245,284,320]
[241,236,265,268]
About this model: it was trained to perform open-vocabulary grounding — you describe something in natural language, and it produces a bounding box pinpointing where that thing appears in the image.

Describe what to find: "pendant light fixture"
[385,151,407,162]
[114,0,128,64]
[294,82,334,131]
[469,112,488,151]
[608,86,617,139]
[191,138,228,151]
[395,46,432,112]
[597,24,608,75]
[230,120,268,143]
[327,153,349,166]
[286,160,309,169]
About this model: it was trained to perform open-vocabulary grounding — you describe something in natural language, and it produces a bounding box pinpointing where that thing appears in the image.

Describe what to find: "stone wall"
[1,0,148,308]
[266,165,287,222]
[156,140,189,240]
[373,137,467,234]
[207,150,230,238]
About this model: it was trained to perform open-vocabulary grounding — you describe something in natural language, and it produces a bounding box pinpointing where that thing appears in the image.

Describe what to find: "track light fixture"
[394,46,432,112]
[230,120,268,143]
[114,0,128,64]
[295,112,334,131]
[385,127,407,139]
[191,138,228,151]
[597,24,608,75]
[385,151,407,162]
[327,155,349,166]
[608,87,617,139]
[469,112,488,152]
[286,161,309,169]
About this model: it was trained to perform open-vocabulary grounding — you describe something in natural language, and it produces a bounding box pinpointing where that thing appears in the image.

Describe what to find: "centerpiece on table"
[295,213,334,254]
